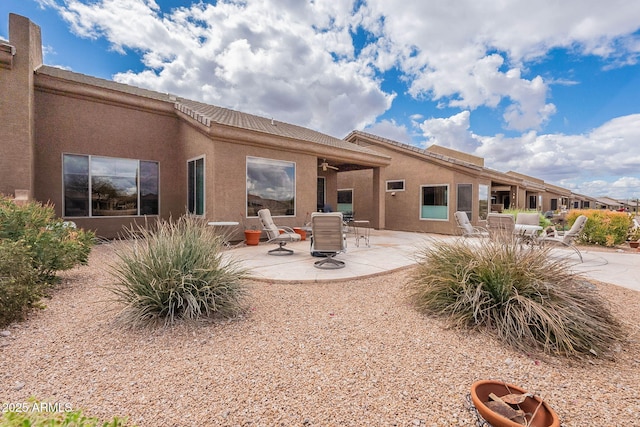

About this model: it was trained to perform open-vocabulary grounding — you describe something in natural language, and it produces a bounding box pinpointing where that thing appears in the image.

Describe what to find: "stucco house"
[1,14,391,239]
[337,131,587,235]
[2,13,596,240]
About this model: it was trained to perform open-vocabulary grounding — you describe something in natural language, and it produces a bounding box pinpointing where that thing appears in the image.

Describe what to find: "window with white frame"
[420,184,448,220]
[63,154,159,217]
[187,156,205,216]
[246,156,295,217]
[386,180,405,191]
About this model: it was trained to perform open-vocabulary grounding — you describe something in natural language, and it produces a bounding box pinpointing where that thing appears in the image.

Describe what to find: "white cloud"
[43,0,393,137]
[359,0,640,130]
[364,119,412,144]
[417,111,481,153]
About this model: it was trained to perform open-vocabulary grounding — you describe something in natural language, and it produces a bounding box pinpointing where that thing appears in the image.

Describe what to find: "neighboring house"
[1,14,390,239]
[339,131,493,235]
[595,197,624,211]
[338,131,591,235]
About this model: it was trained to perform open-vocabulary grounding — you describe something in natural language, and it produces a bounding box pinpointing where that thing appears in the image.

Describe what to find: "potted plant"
[240,213,262,246]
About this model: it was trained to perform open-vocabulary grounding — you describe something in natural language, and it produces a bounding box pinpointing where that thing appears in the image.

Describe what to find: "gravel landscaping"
[1,242,639,426]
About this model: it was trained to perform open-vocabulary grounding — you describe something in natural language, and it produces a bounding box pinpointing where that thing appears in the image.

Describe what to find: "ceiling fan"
[319,159,339,171]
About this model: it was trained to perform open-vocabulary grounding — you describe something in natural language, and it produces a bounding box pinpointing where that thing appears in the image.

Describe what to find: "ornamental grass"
[107,216,249,328]
[407,238,625,359]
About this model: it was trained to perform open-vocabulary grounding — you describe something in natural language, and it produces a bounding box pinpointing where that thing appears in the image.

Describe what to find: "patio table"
[208,221,240,247]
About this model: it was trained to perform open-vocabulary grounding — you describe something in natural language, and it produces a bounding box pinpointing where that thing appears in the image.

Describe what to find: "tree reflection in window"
[62,154,158,217]
[246,156,295,217]
[91,157,139,216]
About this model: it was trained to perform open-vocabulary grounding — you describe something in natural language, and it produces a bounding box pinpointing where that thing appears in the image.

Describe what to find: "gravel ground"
[1,242,639,427]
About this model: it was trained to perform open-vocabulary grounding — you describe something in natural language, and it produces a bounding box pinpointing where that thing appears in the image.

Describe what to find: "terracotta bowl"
[470,380,560,427]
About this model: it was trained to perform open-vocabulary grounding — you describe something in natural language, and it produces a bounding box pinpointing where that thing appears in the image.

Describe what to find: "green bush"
[0,399,131,426]
[566,209,631,247]
[0,197,95,282]
[0,240,42,327]
[108,216,249,328]
[0,196,95,328]
[407,238,624,358]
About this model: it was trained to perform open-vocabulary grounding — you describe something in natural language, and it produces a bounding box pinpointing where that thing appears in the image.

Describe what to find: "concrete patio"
[224,229,640,292]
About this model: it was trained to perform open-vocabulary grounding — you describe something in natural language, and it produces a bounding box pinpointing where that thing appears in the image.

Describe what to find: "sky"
[2,0,640,201]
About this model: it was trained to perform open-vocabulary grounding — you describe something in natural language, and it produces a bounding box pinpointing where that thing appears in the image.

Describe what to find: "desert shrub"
[0,196,95,282]
[108,216,249,328]
[0,196,95,327]
[0,399,131,426]
[0,240,43,327]
[566,209,631,247]
[407,238,624,358]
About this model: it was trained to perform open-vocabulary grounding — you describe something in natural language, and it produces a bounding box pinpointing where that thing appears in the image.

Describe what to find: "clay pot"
[293,227,306,241]
[470,380,560,427]
[629,241,639,249]
[244,230,261,246]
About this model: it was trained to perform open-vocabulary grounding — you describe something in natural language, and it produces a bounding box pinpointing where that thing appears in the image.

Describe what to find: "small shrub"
[0,196,95,282]
[0,240,42,327]
[108,216,249,328]
[407,238,625,358]
[567,209,631,247]
[0,196,95,328]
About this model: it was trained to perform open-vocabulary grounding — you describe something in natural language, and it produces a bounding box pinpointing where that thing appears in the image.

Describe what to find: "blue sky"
[2,0,640,200]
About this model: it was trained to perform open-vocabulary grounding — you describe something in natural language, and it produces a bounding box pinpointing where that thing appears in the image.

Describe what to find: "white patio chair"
[454,211,489,238]
[257,209,301,255]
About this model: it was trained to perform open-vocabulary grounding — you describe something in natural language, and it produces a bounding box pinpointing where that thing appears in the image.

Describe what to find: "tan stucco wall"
[179,122,320,241]
[33,89,182,238]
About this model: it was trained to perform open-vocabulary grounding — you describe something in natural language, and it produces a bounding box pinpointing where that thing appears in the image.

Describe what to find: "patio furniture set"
[455,211,588,262]
[208,209,371,269]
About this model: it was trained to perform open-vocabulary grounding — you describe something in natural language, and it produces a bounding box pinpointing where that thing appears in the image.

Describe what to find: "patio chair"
[537,215,588,262]
[454,211,489,238]
[514,212,543,240]
[257,209,301,255]
[486,213,515,241]
[310,212,346,269]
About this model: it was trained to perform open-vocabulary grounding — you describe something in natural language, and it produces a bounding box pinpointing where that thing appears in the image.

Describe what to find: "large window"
[421,185,448,220]
[63,154,159,217]
[456,184,472,221]
[188,157,205,216]
[246,156,295,217]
